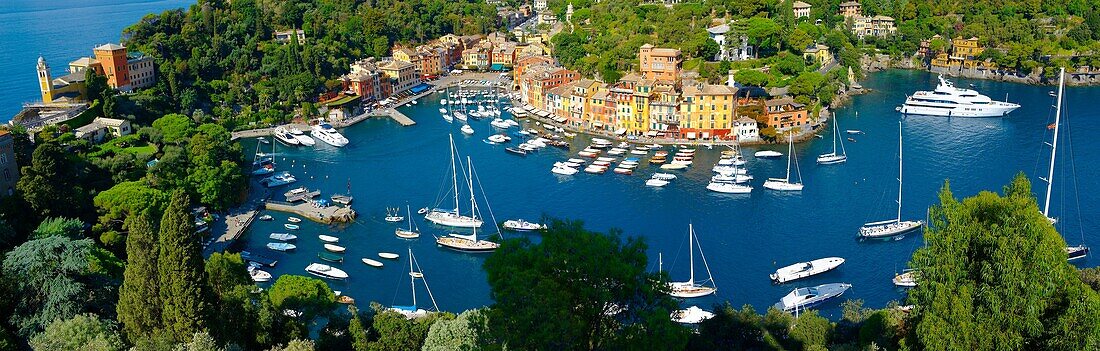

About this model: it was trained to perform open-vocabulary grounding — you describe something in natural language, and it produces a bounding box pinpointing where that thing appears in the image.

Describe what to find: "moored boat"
[318,235,339,243]
[774,283,852,312]
[670,306,715,324]
[769,257,845,283]
[502,219,546,231]
[266,242,296,251]
[305,263,348,280]
[362,258,384,267]
[892,269,918,287]
[317,251,344,263]
[324,244,346,253]
[269,233,297,241]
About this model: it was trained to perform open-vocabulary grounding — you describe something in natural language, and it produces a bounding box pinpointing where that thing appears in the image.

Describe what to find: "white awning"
[536,110,551,117]
[646,131,659,137]
[686,132,697,139]
[615,128,627,135]
[702,132,711,139]
[554,116,567,123]
[593,121,604,127]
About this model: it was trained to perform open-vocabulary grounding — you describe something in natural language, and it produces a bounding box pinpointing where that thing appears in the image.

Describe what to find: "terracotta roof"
[94,43,125,51]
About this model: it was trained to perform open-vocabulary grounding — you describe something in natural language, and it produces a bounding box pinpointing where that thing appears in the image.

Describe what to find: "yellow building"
[37,57,87,104]
[952,37,983,58]
[392,47,417,64]
[803,44,832,64]
[679,83,737,139]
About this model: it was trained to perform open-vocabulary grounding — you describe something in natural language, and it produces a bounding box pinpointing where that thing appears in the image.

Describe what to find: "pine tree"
[157,191,210,341]
[117,211,161,343]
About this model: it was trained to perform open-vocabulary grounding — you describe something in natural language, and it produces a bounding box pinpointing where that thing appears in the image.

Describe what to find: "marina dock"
[265,200,357,223]
[378,108,416,126]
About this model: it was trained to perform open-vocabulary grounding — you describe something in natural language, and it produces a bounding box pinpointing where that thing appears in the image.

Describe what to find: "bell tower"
[37,56,54,103]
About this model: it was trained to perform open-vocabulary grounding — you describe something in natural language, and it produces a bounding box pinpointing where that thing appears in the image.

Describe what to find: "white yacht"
[388,249,439,319]
[425,136,485,229]
[774,283,852,313]
[260,172,297,188]
[770,257,845,284]
[859,122,923,239]
[305,263,348,280]
[310,120,349,147]
[897,75,1019,117]
[287,127,316,146]
[666,224,717,298]
[272,127,300,145]
[763,131,804,191]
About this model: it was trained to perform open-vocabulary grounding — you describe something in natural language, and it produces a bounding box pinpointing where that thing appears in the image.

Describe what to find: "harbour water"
[0,0,194,120]
[240,70,1100,316]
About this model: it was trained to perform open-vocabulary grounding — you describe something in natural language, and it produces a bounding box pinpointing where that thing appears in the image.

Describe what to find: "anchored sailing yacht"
[425,136,485,228]
[435,157,500,253]
[1040,68,1090,261]
[859,122,923,239]
[897,74,1020,117]
[817,116,847,165]
[389,249,440,319]
[764,131,804,191]
[666,224,717,298]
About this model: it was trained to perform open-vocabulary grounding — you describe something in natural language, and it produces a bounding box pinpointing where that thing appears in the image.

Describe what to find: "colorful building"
[639,44,682,82]
[763,97,808,130]
[792,1,812,18]
[679,83,737,139]
[803,44,832,64]
[839,1,861,18]
[379,60,420,95]
[341,58,388,102]
[93,43,130,89]
[37,57,87,103]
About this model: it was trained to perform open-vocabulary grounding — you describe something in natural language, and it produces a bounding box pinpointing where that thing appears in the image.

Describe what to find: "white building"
[273,29,306,44]
[734,117,760,142]
[706,23,754,61]
[792,1,812,18]
[533,0,547,12]
[74,117,131,143]
[127,55,156,89]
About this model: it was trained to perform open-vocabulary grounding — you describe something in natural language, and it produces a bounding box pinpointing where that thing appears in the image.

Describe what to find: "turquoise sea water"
[239,70,1100,317]
[0,0,194,120]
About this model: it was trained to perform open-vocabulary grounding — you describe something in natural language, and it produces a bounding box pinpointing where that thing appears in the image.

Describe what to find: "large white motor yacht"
[897,75,1019,117]
[310,120,349,147]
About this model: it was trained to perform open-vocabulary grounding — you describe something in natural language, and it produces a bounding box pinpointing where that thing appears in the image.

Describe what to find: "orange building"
[638,44,681,82]
[763,98,809,130]
[93,43,130,89]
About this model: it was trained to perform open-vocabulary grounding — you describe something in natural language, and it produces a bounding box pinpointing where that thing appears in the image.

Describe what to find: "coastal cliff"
[860,54,1100,86]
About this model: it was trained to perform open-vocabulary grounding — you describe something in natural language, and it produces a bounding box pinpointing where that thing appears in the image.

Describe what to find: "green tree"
[348,307,369,351]
[93,180,170,228]
[28,313,124,351]
[734,69,771,87]
[17,143,89,219]
[2,236,95,336]
[422,308,493,351]
[117,211,161,343]
[267,339,315,351]
[158,190,211,342]
[268,275,335,323]
[174,332,223,351]
[746,17,782,56]
[483,219,689,350]
[367,307,452,351]
[909,175,1100,350]
[205,252,250,297]
[152,114,196,145]
[32,217,84,239]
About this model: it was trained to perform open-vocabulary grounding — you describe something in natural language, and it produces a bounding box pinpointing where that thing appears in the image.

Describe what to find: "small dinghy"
[362,258,384,268]
[284,224,300,230]
[324,244,346,253]
[318,252,344,263]
[266,242,296,251]
[378,252,400,260]
[318,235,339,243]
[269,233,297,241]
[258,215,273,221]
[660,163,688,170]
[288,217,302,223]
[503,219,547,231]
[645,179,669,187]
[754,150,783,158]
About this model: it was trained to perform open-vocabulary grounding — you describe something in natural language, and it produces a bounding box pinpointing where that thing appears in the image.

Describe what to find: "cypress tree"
[117,211,161,343]
[157,191,210,341]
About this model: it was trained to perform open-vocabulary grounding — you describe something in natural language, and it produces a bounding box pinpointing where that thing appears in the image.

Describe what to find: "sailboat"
[435,156,500,253]
[817,115,848,164]
[859,121,923,239]
[396,204,421,239]
[763,130,804,191]
[388,249,440,319]
[666,224,717,298]
[425,135,485,228]
[1041,68,1090,261]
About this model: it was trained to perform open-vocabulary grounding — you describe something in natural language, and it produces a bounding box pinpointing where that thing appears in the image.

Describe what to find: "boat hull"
[425,211,483,228]
[436,237,499,253]
[859,220,923,239]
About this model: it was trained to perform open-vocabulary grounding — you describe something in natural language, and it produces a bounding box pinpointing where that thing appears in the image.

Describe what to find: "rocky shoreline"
[860,54,1100,86]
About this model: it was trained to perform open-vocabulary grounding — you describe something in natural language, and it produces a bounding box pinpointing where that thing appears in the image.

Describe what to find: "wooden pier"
[265,200,357,223]
[382,108,416,126]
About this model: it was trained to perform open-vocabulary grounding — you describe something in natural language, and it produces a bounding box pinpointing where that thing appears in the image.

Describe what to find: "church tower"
[37,56,54,103]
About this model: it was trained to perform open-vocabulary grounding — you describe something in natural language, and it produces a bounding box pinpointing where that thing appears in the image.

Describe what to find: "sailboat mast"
[1044,68,1065,217]
[897,121,904,222]
[785,131,794,181]
[409,248,417,307]
[449,136,460,213]
[468,156,477,221]
[831,119,838,154]
[406,204,413,230]
[688,224,695,285]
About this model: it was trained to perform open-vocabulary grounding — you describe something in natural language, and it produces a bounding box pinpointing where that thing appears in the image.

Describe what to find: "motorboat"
[324,244,346,253]
[859,122,922,239]
[613,167,633,175]
[287,128,316,146]
[584,165,608,174]
[318,235,339,243]
[596,157,616,162]
[645,179,669,187]
[260,172,297,188]
[287,217,302,223]
[651,173,677,181]
[487,134,509,144]
[706,182,752,194]
[257,137,270,144]
[769,257,845,284]
[259,215,273,221]
[607,148,626,155]
[893,269,918,287]
[1067,245,1090,261]
[491,118,511,129]
[461,124,475,135]
[503,219,547,231]
[266,242,296,251]
[248,265,272,283]
[670,306,715,324]
[505,147,527,156]
[252,164,275,176]
[362,258,384,267]
[666,224,717,298]
[578,150,599,158]
[897,75,1019,117]
[305,263,348,280]
[272,127,300,145]
[774,283,852,312]
[283,224,299,230]
[551,165,578,175]
[593,161,611,167]
[269,233,297,241]
[755,150,782,158]
[310,120,349,147]
[443,113,453,123]
[660,163,688,170]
